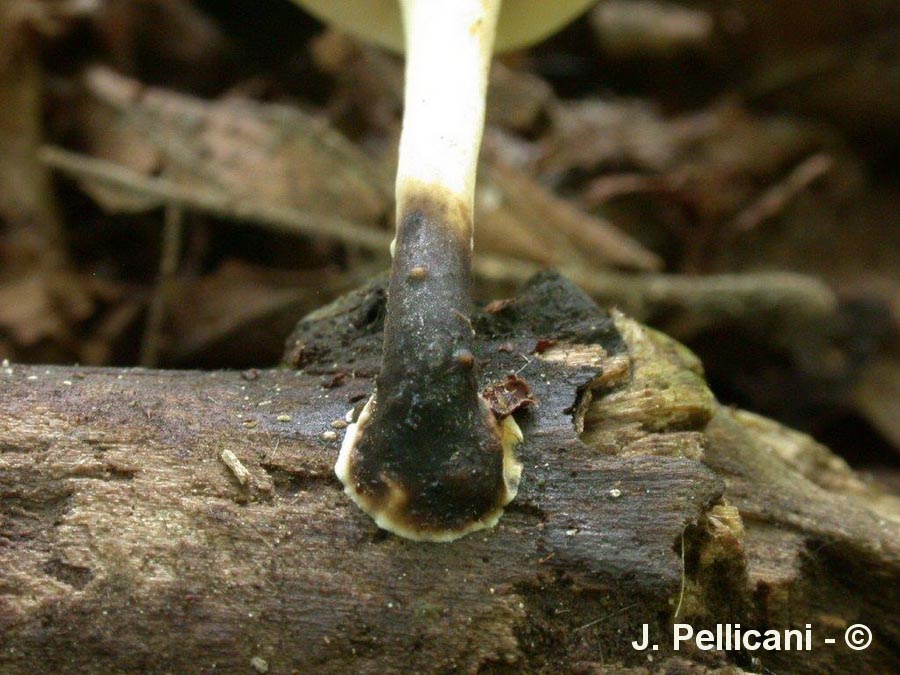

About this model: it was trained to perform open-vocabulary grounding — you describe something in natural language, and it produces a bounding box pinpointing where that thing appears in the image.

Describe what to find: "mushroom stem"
[335,0,522,541]
[394,0,499,230]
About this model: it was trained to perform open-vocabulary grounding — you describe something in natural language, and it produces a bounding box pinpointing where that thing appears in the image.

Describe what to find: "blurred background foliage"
[1,0,898,476]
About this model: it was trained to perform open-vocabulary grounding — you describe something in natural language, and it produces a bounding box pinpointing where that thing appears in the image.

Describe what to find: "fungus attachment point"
[293,0,596,540]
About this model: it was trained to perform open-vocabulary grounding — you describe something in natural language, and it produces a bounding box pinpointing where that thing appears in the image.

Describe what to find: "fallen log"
[1,272,897,674]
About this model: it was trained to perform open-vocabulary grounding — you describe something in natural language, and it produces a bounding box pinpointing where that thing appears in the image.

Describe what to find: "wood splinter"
[294,0,596,541]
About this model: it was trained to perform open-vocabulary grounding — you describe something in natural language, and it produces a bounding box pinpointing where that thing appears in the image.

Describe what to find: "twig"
[0,12,68,270]
[475,256,837,325]
[592,0,713,58]
[583,172,668,206]
[486,159,663,272]
[139,201,183,367]
[733,153,834,233]
[40,145,393,253]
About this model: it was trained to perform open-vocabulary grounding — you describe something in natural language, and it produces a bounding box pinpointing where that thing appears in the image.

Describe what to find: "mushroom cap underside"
[292,0,596,54]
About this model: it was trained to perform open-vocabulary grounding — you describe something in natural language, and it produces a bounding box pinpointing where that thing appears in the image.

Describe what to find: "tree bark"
[1,272,897,674]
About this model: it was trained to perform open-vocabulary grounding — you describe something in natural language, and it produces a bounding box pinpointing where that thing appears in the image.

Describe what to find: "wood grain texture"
[1,273,897,674]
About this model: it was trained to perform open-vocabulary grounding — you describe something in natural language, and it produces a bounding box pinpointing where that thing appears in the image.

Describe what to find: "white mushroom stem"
[394,0,500,246]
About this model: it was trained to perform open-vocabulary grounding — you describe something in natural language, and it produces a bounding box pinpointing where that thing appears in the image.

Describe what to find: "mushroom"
[293,0,596,541]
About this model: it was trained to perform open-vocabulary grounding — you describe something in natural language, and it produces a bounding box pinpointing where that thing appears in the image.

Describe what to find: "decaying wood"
[1,273,898,674]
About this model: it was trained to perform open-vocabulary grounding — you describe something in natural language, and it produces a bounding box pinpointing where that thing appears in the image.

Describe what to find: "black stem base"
[341,190,515,538]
